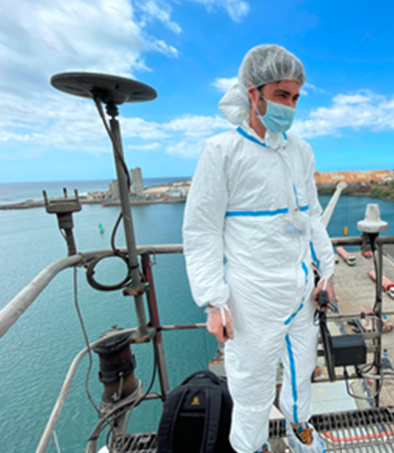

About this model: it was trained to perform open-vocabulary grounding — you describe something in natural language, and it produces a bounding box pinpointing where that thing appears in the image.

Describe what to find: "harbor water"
[1,181,394,452]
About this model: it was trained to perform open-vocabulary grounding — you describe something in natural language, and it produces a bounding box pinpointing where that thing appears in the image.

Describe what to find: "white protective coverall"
[183,46,334,453]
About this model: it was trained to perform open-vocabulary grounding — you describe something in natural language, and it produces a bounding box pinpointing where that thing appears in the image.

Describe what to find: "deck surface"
[334,247,394,406]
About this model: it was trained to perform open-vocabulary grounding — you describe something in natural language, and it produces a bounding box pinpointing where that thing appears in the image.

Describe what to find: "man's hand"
[312,278,334,311]
[206,306,234,344]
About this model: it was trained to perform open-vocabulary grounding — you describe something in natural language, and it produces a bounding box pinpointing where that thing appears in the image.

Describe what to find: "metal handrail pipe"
[318,336,379,345]
[36,328,138,453]
[160,323,206,331]
[330,236,394,246]
[3,235,394,340]
[0,245,184,339]
[313,373,373,384]
[327,310,394,320]
[36,319,208,452]
[0,254,82,339]
[331,237,363,246]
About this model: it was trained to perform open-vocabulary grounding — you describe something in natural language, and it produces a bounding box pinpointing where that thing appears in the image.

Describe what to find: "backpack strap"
[200,387,222,453]
[158,370,225,453]
[182,369,221,386]
[158,389,189,453]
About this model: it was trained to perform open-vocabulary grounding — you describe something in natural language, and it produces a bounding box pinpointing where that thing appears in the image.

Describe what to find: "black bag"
[157,370,235,453]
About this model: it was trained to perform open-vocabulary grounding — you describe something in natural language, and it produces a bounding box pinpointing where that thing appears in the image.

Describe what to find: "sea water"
[1,182,394,452]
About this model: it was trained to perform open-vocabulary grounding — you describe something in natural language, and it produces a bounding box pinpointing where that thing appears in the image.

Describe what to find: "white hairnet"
[219,44,305,126]
[239,44,305,91]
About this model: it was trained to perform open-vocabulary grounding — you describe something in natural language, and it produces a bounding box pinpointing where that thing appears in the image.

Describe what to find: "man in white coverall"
[183,44,334,453]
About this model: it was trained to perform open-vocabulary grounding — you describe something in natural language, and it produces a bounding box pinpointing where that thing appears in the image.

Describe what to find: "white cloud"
[0,0,179,160]
[137,1,182,34]
[189,0,250,21]
[333,93,374,105]
[164,114,229,137]
[166,141,204,158]
[123,114,232,158]
[127,142,161,150]
[293,90,394,139]
[121,118,169,140]
[162,115,231,157]
[212,77,238,92]
[301,82,325,96]
[303,82,325,94]
[0,0,171,92]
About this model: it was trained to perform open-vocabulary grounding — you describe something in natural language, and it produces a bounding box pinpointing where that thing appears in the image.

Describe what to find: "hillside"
[318,181,394,201]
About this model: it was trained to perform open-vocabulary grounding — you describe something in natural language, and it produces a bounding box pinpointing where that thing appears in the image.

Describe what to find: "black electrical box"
[331,335,367,367]
[319,312,367,381]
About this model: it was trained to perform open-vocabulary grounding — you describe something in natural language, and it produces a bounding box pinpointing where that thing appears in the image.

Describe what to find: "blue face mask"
[257,98,296,133]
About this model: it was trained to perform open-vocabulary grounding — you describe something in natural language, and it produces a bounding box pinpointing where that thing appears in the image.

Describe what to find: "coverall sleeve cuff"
[320,274,336,287]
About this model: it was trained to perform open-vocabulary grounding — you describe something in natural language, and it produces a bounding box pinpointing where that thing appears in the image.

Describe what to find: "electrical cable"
[370,241,386,405]
[53,430,62,453]
[85,253,132,292]
[110,212,123,257]
[344,367,383,401]
[73,267,101,415]
[86,381,143,453]
[102,342,163,451]
[87,343,159,451]
[108,344,160,452]
[73,266,118,443]
[92,97,131,189]
[372,245,380,314]
[358,361,376,375]
[92,96,131,259]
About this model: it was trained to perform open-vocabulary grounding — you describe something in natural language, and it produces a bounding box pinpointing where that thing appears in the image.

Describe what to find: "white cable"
[220,307,227,326]
[53,430,61,453]
[205,305,228,326]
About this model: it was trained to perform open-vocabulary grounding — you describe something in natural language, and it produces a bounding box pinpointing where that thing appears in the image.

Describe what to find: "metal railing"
[0,245,182,339]
[1,236,394,452]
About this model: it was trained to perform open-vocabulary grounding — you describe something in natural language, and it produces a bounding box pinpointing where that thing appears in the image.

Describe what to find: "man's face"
[252,80,301,116]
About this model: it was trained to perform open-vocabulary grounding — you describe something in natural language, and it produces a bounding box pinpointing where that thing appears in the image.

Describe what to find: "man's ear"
[246,83,258,104]
[246,81,255,91]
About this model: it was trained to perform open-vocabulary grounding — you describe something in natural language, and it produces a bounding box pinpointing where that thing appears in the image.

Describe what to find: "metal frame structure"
[1,236,394,451]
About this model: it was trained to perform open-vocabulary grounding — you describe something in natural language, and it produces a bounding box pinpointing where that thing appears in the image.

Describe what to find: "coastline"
[0,179,191,210]
[318,181,394,203]
[3,180,394,210]
[0,198,104,210]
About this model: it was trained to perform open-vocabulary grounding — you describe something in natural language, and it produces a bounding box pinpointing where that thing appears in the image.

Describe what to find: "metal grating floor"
[310,407,394,452]
[115,432,157,452]
[119,407,394,452]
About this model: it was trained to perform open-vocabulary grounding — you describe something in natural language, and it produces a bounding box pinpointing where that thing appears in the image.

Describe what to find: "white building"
[131,167,144,194]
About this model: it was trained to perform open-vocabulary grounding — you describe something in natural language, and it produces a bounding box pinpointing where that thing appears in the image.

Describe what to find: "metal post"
[109,115,147,335]
[374,240,384,407]
[141,254,170,397]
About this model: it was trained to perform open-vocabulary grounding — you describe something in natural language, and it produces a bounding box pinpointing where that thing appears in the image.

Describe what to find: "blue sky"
[1,0,394,182]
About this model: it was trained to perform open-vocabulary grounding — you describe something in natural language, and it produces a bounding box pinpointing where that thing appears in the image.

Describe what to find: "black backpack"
[157,370,235,453]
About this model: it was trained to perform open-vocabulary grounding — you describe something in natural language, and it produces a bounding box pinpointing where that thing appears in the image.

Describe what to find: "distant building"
[108,180,120,199]
[315,170,394,184]
[86,191,110,202]
[131,167,144,194]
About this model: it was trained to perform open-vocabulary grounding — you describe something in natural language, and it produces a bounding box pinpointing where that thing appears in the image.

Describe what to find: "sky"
[1,0,394,182]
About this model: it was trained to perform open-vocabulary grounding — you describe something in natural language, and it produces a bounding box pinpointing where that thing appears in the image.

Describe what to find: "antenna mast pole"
[108,103,147,335]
